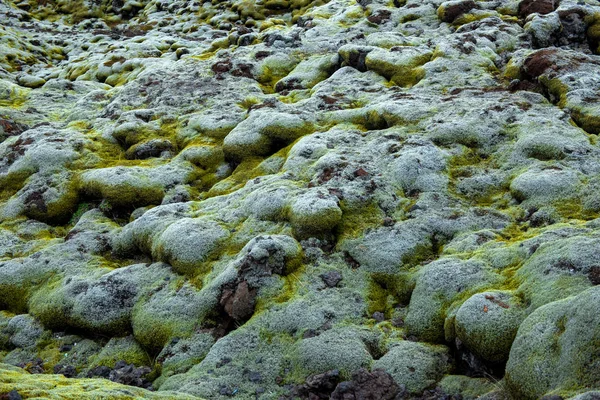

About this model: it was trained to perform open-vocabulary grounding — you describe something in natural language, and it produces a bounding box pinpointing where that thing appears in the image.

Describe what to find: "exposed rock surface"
[1,0,600,399]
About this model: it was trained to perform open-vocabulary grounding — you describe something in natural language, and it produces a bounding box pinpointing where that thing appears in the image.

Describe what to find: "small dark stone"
[220,281,257,322]
[275,77,303,93]
[219,386,233,396]
[126,138,173,160]
[519,0,558,17]
[303,329,319,339]
[320,271,343,288]
[330,368,400,400]
[238,33,256,46]
[292,370,341,399]
[588,266,600,285]
[53,364,76,378]
[372,311,385,322]
[522,49,559,80]
[392,316,405,327]
[439,0,477,23]
[249,371,262,383]
[212,60,232,74]
[7,391,23,400]
[367,9,392,24]
[107,361,152,388]
[345,48,371,72]
[58,344,73,352]
[217,357,232,368]
[87,365,111,378]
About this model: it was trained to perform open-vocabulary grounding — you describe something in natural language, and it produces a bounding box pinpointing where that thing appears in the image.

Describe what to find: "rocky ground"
[1,0,600,398]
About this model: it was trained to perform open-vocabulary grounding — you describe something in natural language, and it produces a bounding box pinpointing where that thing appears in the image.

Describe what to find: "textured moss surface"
[1,0,600,398]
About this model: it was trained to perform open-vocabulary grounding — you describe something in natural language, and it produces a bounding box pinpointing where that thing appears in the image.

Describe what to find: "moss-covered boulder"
[454,290,527,363]
[405,257,503,343]
[373,341,452,394]
[505,286,600,399]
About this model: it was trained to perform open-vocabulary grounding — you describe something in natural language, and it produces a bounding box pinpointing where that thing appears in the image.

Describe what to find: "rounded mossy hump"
[111,121,160,149]
[86,335,150,370]
[274,53,340,92]
[509,166,582,207]
[125,138,175,160]
[131,280,215,353]
[223,110,314,161]
[372,340,453,394]
[254,53,300,87]
[28,271,135,336]
[454,290,527,363]
[3,314,44,350]
[363,46,432,87]
[505,286,600,399]
[80,167,165,208]
[154,332,215,387]
[235,234,303,277]
[184,112,245,142]
[437,375,497,400]
[19,171,80,225]
[389,138,449,195]
[112,202,196,257]
[28,279,75,332]
[437,0,478,23]
[28,263,173,337]
[53,338,103,377]
[288,190,342,236]
[515,234,600,310]
[150,217,231,275]
[340,219,435,275]
[404,257,503,343]
[0,274,32,316]
[244,185,291,221]
[223,128,272,161]
[177,144,225,170]
[295,328,373,379]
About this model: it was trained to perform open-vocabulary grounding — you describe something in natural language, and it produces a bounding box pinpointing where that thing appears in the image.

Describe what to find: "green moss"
[391,66,426,87]
[37,345,63,374]
[453,12,496,26]
[438,375,497,400]
[503,58,522,80]
[25,177,81,225]
[336,201,384,241]
[27,278,71,331]
[88,336,151,370]
[0,170,31,202]
[367,273,413,317]
[400,14,420,23]
[586,13,600,53]
[206,157,264,197]
[0,363,197,399]
[0,86,29,109]
[539,76,568,107]
[365,50,431,88]
[570,108,600,135]
[0,285,30,315]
